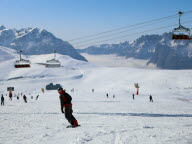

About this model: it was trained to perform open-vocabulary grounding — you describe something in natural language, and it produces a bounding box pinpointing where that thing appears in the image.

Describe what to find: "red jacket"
[59,91,72,108]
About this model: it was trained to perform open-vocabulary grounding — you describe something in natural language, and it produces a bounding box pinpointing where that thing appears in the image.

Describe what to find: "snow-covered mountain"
[77,33,192,69]
[0,25,87,62]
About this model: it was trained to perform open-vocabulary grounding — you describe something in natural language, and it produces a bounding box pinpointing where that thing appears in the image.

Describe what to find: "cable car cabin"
[45,59,61,68]
[14,50,31,68]
[45,50,61,68]
[172,25,191,40]
[172,11,192,40]
[14,59,31,68]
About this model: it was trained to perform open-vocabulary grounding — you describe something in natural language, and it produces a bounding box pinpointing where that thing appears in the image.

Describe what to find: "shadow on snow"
[0,112,192,117]
[77,112,192,117]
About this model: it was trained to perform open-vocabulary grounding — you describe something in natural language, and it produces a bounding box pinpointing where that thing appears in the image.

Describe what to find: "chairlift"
[14,50,31,68]
[45,50,61,68]
[172,11,192,40]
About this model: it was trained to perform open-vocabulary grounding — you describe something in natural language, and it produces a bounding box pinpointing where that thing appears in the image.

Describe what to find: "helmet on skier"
[58,87,63,92]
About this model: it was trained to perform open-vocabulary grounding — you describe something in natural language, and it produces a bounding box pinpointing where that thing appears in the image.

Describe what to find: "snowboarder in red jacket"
[58,87,78,127]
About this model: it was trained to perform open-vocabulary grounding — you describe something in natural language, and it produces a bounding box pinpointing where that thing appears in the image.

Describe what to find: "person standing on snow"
[149,95,153,102]
[58,87,79,127]
[1,95,4,106]
[36,95,39,100]
[9,90,12,101]
[23,95,27,103]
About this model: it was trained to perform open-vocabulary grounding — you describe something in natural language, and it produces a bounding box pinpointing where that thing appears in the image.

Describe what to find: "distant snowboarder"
[133,94,135,100]
[58,87,79,128]
[106,93,109,98]
[1,95,4,106]
[149,95,153,102]
[23,95,27,103]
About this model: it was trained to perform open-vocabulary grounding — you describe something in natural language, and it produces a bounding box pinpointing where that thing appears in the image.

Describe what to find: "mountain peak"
[0,25,6,30]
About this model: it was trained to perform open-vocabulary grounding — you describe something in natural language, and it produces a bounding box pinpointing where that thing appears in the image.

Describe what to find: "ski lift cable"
[68,10,192,42]
[72,15,181,45]
[74,14,192,45]
[75,20,192,48]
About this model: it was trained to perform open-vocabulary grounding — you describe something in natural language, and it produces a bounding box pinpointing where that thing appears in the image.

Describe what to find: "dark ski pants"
[65,105,77,126]
[1,101,4,105]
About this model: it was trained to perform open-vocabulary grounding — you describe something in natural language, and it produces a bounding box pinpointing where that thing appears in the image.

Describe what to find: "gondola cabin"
[45,50,61,68]
[14,51,31,68]
[15,59,31,68]
[46,59,61,68]
[172,11,192,40]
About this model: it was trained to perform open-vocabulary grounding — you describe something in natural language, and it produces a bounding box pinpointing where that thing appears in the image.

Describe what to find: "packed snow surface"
[0,47,192,144]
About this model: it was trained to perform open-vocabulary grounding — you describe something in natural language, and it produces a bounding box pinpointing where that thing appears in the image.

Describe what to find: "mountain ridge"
[77,32,192,69]
[0,25,87,62]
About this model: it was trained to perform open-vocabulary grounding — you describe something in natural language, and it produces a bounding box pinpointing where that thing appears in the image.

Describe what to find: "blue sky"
[0,0,192,48]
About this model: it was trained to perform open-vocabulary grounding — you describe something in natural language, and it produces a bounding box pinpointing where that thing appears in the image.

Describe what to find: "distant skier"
[1,95,4,106]
[9,90,12,101]
[149,95,153,102]
[23,95,27,103]
[133,94,135,100]
[58,87,79,127]
[41,88,44,93]
[36,95,39,100]
[106,93,109,98]
[92,89,94,92]
[113,94,115,98]
[31,96,33,99]
[17,96,19,100]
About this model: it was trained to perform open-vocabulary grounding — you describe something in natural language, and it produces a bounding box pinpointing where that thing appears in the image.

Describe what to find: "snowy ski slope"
[0,47,192,144]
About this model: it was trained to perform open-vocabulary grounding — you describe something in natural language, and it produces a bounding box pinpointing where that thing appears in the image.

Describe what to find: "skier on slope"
[1,94,4,106]
[58,87,79,127]
[132,94,135,100]
[36,95,39,100]
[9,90,12,101]
[23,95,27,103]
[149,95,153,102]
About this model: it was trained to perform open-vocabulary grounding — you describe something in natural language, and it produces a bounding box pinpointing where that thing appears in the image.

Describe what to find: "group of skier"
[106,93,115,98]
[105,93,153,102]
[132,93,153,102]
[1,86,154,128]
[0,92,40,106]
